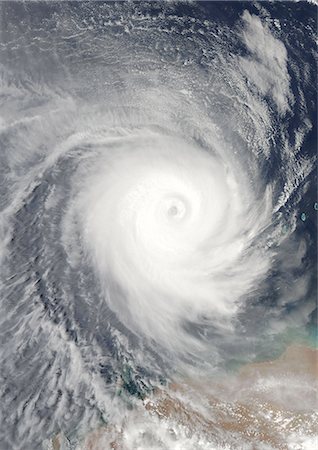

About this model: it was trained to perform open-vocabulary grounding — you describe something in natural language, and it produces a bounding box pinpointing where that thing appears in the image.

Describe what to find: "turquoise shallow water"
[0,2,316,449]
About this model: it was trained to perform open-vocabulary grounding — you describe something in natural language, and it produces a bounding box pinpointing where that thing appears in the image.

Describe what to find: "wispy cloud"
[238,11,293,114]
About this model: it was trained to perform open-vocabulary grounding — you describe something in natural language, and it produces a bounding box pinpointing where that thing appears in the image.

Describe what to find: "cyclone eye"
[164,197,187,222]
[168,205,178,216]
[1,2,315,450]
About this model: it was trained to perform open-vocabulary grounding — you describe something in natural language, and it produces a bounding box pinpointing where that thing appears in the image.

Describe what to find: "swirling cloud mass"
[0,2,316,449]
[66,130,272,351]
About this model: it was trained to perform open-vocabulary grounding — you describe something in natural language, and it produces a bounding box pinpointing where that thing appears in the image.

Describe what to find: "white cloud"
[238,10,293,114]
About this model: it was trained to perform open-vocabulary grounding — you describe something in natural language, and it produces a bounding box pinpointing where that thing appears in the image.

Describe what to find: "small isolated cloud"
[238,10,293,114]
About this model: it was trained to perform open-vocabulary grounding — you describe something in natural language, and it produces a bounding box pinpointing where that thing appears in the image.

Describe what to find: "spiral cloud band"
[64,127,272,350]
[0,2,316,449]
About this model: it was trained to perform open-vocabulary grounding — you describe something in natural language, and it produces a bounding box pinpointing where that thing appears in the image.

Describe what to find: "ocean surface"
[0,1,317,449]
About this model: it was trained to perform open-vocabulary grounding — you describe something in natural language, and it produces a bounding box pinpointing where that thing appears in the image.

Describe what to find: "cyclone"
[0,2,317,450]
[65,129,271,351]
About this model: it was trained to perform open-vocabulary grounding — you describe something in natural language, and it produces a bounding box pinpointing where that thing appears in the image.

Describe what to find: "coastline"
[48,344,318,449]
